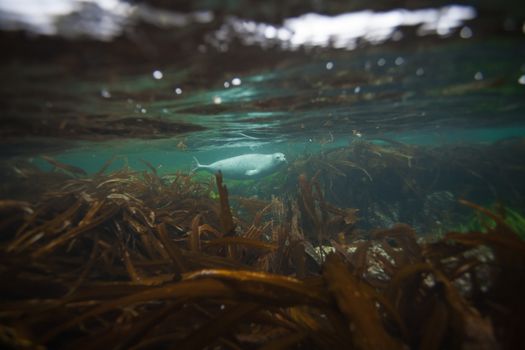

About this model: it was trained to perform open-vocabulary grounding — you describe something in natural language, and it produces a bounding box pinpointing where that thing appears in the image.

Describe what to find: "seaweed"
[0,160,523,349]
[269,139,525,234]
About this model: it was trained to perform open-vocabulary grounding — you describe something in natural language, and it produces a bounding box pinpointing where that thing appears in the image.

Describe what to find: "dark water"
[2,3,525,349]
[1,1,525,232]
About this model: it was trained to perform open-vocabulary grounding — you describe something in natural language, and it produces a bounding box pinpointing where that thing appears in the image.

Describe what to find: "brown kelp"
[275,138,525,233]
[0,160,523,349]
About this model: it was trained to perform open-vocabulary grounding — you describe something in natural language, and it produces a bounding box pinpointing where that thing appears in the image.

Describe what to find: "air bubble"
[152,70,163,80]
[474,71,483,80]
[100,88,111,98]
[460,26,472,39]
[232,78,241,86]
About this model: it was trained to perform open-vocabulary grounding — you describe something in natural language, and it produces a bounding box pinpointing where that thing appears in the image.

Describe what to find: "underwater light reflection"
[0,0,131,37]
[212,5,476,50]
[0,0,75,35]
[0,0,213,40]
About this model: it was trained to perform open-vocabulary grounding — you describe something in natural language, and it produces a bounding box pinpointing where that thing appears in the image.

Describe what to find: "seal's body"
[192,153,286,180]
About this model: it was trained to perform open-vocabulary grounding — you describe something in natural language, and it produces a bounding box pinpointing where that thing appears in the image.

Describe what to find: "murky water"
[1,1,525,231]
[2,3,525,349]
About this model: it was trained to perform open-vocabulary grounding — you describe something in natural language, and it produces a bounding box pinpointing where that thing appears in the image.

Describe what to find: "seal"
[192,153,287,180]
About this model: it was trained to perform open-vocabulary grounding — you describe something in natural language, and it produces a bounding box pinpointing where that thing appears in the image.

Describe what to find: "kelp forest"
[1,139,525,350]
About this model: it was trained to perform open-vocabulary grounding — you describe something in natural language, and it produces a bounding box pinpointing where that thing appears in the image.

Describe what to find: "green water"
[5,39,525,167]
[1,2,525,232]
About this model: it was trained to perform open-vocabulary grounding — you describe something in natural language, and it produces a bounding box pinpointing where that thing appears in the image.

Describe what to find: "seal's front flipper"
[245,169,260,176]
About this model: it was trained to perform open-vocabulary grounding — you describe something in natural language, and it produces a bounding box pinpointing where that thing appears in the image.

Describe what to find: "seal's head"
[272,152,287,165]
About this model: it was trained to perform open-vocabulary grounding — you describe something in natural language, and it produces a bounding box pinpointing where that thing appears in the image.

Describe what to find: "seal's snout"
[274,152,287,163]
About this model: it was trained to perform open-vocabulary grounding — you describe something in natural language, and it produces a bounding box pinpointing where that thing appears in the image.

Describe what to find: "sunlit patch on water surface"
[211,5,476,50]
[0,0,213,40]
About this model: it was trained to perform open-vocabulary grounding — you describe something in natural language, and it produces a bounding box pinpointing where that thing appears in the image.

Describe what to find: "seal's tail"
[191,156,204,173]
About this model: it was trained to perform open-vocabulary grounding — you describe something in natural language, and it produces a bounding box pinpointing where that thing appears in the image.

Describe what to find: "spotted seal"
[192,153,286,180]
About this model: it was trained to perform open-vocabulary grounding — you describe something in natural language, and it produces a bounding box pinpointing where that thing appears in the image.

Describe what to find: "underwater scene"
[1,0,525,349]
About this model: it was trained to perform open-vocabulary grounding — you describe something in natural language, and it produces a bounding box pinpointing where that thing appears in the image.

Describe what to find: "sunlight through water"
[0,0,213,40]
[211,5,476,50]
